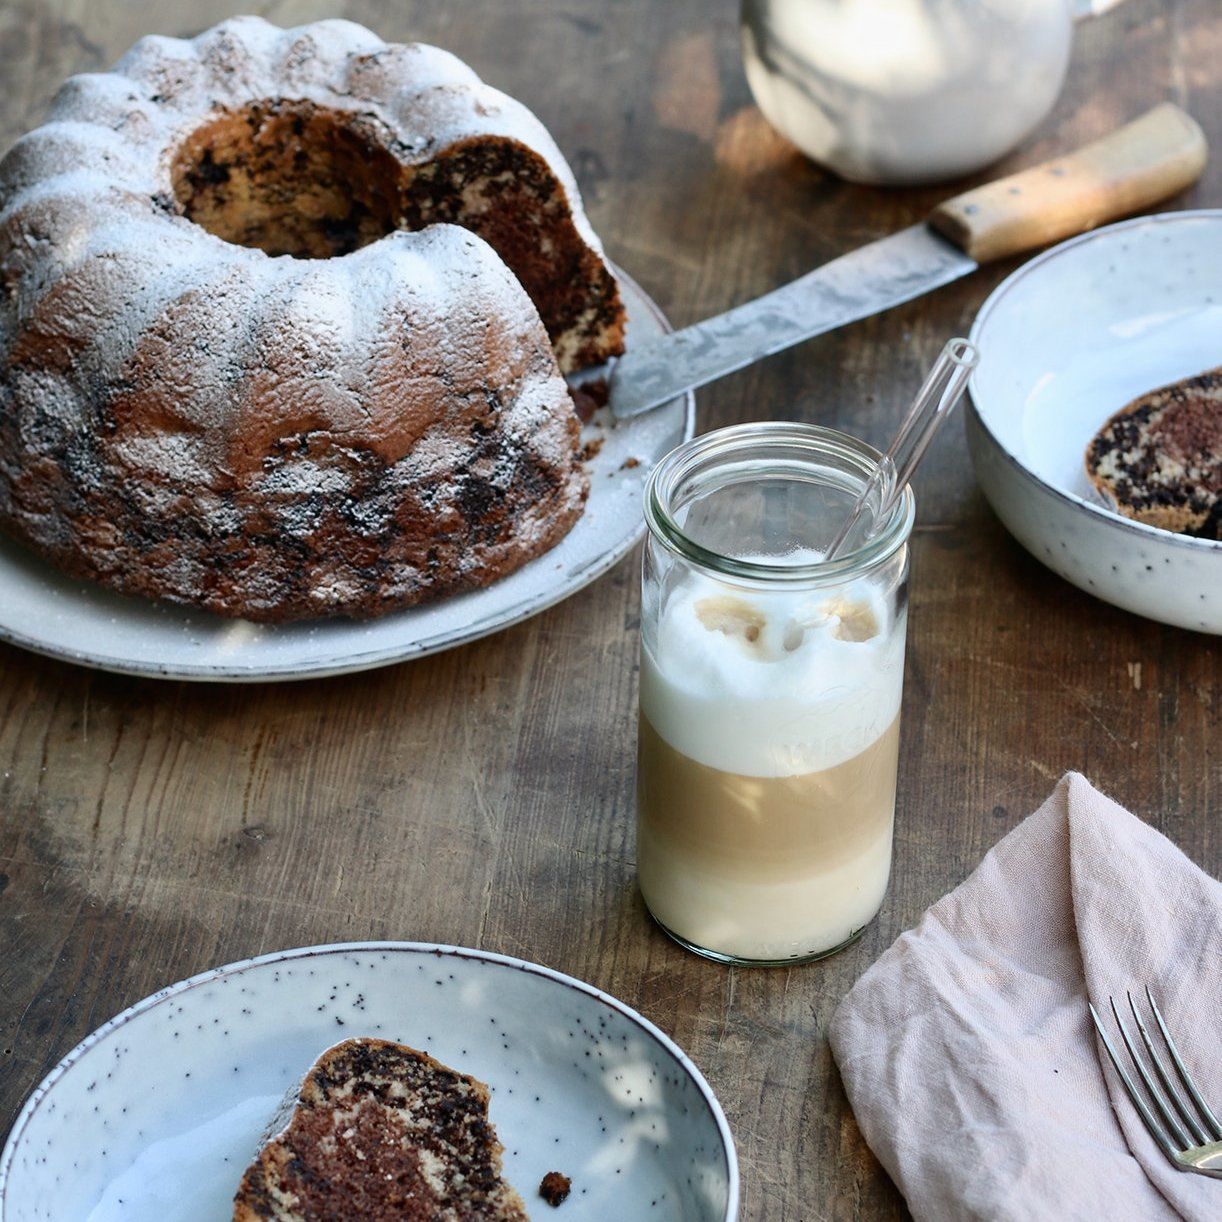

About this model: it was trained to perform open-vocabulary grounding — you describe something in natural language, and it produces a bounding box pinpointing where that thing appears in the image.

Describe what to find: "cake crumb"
[539,1171,572,1207]
[619,456,640,470]
[570,377,609,423]
[579,437,605,463]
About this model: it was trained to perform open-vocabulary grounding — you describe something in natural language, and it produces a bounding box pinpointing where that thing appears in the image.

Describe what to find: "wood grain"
[0,2,1219,1219]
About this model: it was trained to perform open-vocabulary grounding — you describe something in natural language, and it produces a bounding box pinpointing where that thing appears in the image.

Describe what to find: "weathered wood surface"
[1,1,1218,1217]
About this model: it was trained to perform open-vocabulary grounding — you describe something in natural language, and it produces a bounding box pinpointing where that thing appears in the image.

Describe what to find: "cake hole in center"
[171,100,407,258]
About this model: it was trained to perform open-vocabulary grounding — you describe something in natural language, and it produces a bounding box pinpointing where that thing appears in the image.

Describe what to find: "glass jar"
[637,423,914,965]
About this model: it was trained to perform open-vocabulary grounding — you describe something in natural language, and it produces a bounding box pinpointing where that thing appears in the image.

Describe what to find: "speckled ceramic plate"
[0,942,738,1222]
[0,269,694,680]
[966,210,1221,633]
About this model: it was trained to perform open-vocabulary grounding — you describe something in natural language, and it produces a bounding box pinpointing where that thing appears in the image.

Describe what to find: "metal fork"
[1089,986,1222,1179]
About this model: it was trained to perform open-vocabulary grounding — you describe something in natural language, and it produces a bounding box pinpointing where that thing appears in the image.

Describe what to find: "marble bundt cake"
[0,16,626,621]
[233,1038,529,1219]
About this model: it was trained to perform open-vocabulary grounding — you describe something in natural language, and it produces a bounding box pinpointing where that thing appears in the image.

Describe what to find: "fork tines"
[1089,985,1222,1179]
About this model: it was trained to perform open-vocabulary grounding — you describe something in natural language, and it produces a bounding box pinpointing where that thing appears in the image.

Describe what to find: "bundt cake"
[0,16,626,621]
[233,1038,529,1219]
[1086,366,1221,540]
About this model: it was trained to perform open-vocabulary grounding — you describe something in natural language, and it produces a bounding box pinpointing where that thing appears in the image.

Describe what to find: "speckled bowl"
[966,210,1221,634]
[0,942,738,1222]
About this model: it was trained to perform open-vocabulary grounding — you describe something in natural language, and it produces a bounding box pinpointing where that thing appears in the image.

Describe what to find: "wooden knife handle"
[928,104,1207,263]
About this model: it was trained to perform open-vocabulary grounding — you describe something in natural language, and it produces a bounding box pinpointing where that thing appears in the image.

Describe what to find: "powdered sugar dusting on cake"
[0,14,611,621]
[346,42,483,101]
[0,123,149,199]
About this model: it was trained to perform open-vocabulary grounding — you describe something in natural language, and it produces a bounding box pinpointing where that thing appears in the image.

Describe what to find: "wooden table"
[1,1,1218,1216]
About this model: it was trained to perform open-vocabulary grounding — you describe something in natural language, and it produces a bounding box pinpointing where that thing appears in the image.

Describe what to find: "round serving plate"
[0,941,739,1222]
[966,210,1222,634]
[0,268,694,680]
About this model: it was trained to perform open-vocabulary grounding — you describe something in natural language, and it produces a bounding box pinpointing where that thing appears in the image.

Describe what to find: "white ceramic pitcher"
[741,0,1128,185]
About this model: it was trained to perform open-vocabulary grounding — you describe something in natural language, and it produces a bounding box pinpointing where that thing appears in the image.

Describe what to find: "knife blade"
[609,225,972,417]
[606,103,1207,420]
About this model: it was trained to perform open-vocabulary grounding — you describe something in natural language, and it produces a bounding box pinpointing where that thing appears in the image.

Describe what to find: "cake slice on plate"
[233,1038,528,1220]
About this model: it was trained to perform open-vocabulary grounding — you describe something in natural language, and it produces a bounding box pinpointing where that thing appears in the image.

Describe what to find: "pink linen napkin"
[829,773,1220,1222]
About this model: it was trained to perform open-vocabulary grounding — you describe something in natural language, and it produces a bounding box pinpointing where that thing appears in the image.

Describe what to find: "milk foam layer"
[640,556,905,776]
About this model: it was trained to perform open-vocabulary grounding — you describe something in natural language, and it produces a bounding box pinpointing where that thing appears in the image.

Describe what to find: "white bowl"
[966,210,1222,634]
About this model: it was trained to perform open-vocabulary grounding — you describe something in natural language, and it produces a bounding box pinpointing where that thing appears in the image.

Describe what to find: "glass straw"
[825,338,980,560]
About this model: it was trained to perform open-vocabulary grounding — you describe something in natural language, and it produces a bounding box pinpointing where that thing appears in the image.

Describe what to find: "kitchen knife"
[607,104,1207,419]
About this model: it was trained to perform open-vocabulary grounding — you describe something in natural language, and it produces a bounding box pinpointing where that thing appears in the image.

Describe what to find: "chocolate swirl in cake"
[1086,366,1221,540]
[233,1038,529,1220]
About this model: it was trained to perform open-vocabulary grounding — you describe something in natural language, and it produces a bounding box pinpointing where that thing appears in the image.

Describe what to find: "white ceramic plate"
[0,270,694,680]
[0,942,738,1222]
[966,210,1222,633]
